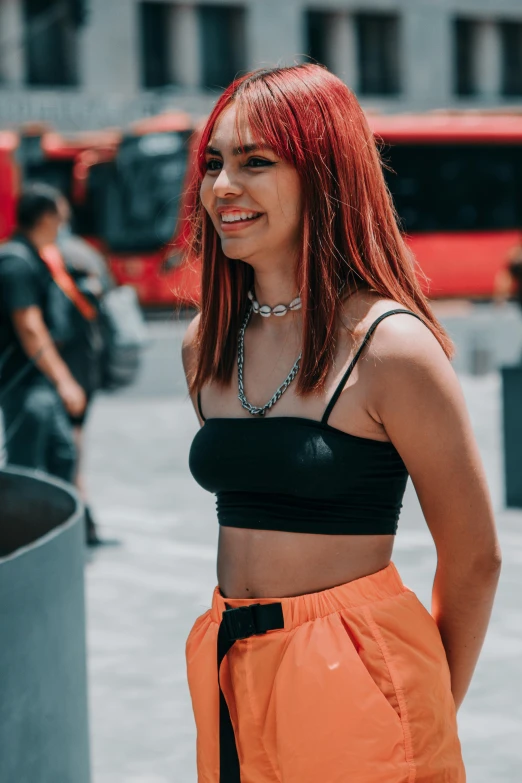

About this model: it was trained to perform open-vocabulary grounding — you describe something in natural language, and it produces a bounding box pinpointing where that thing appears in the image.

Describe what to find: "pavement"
[4,306,522,783]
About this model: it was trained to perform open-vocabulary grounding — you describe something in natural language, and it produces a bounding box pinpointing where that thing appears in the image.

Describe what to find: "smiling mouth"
[220,211,263,225]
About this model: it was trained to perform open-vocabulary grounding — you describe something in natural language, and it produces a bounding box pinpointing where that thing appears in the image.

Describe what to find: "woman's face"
[200,104,302,269]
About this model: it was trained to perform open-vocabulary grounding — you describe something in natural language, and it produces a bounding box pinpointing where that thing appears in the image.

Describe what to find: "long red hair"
[188,64,453,395]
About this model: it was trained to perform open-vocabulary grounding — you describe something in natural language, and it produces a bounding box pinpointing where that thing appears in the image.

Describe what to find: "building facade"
[0,0,522,130]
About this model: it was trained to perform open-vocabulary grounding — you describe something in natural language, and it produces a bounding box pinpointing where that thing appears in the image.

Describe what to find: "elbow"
[467,545,502,582]
[488,547,503,576]
[438,542,502,583]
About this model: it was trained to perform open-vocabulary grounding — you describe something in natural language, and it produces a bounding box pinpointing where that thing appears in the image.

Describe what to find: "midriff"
[217,526,395,598]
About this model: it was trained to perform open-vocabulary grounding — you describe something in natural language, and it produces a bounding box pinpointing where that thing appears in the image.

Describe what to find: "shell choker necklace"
[247,289,302,318]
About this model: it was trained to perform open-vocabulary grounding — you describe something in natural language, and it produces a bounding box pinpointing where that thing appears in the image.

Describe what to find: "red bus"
[71,112,195,306]
[0,131,20,241]
[9,116,195,307]
[15,124,120,221]
[368,113,522,298]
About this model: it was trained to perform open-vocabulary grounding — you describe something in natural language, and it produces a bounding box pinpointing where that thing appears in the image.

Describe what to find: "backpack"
[53,236,147,391]
[97,284,147,391]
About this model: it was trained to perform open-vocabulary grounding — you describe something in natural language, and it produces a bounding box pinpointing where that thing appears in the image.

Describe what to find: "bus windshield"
[384,143,522,233]
[85,130,192,253]
[18,134,76,205]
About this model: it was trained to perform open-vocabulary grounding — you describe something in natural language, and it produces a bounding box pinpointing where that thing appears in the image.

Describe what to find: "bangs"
[233,89,302,166]
[197,75,308,177]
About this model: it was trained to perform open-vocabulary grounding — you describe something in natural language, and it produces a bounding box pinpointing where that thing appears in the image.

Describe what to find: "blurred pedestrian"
[494,243,522,308]
[0,183,85,483]
[182,65,501,782]
[52,198,115,547]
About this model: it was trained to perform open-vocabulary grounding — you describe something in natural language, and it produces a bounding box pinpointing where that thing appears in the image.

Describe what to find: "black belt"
[217,601,285,782]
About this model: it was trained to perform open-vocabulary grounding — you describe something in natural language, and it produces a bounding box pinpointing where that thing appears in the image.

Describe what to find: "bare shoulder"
[339,295,457,416]
[181,312,201,378]
[359,301,461,426]
[368,305,447,365]
[340,295,447,370]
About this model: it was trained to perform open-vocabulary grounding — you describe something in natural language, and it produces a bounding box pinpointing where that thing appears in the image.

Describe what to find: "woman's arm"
[367,313,501,710]
[181,313,203,425]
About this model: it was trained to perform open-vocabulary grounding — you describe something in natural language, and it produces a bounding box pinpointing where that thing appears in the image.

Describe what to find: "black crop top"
[189,309,422,535]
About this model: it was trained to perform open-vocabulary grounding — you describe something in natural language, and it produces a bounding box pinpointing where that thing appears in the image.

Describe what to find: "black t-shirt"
[0,235,53,392]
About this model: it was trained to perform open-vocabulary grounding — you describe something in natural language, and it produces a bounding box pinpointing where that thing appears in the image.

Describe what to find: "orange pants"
[186,563,465,782]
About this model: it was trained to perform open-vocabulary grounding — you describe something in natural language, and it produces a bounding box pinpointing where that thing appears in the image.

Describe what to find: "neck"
[252,269,299,309]
[250,270,300,329]
[248,271,302,334]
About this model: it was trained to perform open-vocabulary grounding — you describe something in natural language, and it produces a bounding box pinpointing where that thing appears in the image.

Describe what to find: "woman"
[182,65,500,783]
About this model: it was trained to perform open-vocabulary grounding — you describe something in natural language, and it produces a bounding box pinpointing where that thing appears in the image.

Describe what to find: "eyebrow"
[205,143,273,157]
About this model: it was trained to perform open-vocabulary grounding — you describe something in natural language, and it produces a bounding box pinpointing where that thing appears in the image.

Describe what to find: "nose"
[213,165,242,199]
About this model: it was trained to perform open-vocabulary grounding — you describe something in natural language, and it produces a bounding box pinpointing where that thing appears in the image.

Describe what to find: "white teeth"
[221,212,260,223]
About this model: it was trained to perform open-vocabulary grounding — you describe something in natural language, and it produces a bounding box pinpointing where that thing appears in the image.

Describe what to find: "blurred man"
[52,197,115,546]
[0,183,85,483]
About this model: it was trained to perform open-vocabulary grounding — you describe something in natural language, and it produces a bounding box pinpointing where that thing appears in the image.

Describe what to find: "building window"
[199,6,246,90]
[500,21,522,96]
[355,13,400,96]
[139,2,246,91]
[23,0,79,87]
[305,11,333,69]
[140,2,172,89]
[454,19,478,96]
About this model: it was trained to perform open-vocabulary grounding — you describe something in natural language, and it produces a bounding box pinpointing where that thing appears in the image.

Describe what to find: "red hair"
[188,64,453,394]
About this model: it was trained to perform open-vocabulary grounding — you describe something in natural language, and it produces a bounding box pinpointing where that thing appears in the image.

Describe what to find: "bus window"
[384,144,522,233]
[74,160,113,238]
[89,130,192,253]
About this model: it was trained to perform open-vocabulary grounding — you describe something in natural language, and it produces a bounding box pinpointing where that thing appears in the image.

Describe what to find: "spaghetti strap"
[321,309,424,425]
[197,391,206,422]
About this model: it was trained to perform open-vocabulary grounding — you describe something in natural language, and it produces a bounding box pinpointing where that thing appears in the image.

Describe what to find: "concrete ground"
[77,311,522,782]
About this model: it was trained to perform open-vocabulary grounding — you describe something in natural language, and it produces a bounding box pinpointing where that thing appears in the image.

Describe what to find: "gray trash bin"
[501,365,522,508]
[0,467,91,783]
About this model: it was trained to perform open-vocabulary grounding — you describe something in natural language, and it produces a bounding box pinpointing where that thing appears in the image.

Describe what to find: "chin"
[220,239,255,261]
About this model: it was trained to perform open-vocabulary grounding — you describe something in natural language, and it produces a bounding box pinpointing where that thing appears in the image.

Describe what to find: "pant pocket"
[335,610,403,726]
[267,613,409,782]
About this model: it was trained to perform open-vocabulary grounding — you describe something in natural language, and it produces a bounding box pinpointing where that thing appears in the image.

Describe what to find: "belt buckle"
[222,604,260,641]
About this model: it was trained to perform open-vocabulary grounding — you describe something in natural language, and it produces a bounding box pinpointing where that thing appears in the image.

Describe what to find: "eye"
[205,158,222,172]
[245,157,275,169]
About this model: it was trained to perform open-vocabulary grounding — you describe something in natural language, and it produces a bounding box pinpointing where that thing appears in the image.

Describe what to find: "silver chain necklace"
[237,305,302,416]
